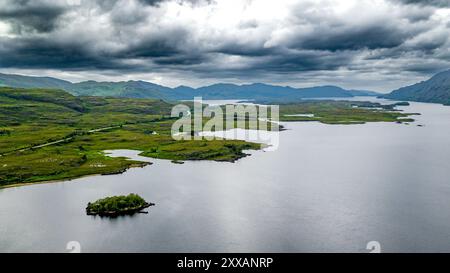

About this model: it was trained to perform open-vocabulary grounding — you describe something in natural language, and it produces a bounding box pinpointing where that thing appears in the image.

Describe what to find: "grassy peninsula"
[278,100,417,124]
[0,87,260,188]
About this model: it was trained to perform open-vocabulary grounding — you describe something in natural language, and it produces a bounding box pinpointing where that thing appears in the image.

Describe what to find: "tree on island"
[86,193,154,216]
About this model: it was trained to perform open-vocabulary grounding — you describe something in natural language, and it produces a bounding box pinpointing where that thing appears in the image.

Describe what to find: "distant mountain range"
[0,73,379,101]
[383,70,450,105]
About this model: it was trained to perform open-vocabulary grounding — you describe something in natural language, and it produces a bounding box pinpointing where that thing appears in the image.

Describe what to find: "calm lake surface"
[2,98,450,253]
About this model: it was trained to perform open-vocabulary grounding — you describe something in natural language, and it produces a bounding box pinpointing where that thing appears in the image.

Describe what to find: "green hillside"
[0,87,415,188]
[0,72,379,101]
[0,73,73,90]
[0,87,260,187]
[383,70,450,105]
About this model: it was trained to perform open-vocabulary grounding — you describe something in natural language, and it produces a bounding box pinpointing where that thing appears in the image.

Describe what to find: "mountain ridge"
[0,72,379,101]
[383,70,450,105]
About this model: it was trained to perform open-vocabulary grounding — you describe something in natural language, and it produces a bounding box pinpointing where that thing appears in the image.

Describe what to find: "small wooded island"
[86,194,155,217]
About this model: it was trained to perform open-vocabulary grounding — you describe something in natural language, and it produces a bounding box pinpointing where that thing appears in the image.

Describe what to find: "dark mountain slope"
[383,70,450,105]
[0,73,73,90]
[0,72,380,101]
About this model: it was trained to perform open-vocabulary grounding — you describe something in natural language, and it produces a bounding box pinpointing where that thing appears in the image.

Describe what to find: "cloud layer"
[1,0,450,91]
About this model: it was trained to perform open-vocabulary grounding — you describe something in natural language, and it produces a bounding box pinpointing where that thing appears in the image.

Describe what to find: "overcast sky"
[0,0,450,92]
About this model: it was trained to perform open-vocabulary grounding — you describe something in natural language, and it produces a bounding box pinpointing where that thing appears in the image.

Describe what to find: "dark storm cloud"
[138,0,213,6]
[138,0,166,5]
[153,54,208,65]
[121,28,190,58]
[0,37,126,70]
[392,0,450,7]
[262,50,354,72]
[0,0,449,89]
[0,0,68,33]
[213,43,274,57]
[403,62,450,73]
[295,25,411,51]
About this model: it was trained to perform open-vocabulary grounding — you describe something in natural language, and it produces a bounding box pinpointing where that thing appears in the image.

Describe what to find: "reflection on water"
[1,100,450,252]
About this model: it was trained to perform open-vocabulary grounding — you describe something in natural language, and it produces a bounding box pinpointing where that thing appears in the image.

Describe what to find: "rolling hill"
[383,70,450,105]
[0,72,379,101]
[0,73,73,90]
[0,87,261,186]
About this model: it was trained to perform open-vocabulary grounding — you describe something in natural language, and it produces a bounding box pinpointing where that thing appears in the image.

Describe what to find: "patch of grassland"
[0,88,416,188]
[0,87,261,187]
[278,100,417,124]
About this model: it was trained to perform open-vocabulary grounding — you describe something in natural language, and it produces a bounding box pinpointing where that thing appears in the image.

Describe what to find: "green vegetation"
[0,87,261,188]
[278,100,417,124]
[1,72,380,101]
[86,193,154,216]
[0,87,416,188]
